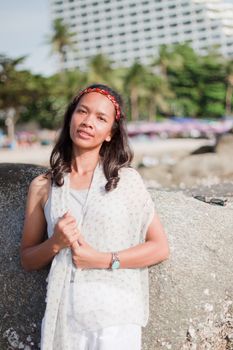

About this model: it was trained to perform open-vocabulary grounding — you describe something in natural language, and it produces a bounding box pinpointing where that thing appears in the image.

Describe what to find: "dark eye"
[98,115,107,122]
[76,108,87,115]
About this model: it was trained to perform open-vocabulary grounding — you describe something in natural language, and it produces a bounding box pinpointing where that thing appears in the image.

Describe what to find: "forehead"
[78,92,115,115]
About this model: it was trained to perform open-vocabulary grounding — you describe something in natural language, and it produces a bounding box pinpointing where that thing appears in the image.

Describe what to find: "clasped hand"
[52,211,99,269]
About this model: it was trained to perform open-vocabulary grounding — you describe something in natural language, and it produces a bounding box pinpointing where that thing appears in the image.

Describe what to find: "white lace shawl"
[40,163,155,349]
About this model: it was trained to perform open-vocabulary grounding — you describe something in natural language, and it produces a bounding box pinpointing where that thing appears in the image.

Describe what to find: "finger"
[63,210,71,218]
[63,211,77,221]
[58,231,75,247]
[77,234,85,245]
[71,240,80,252]
[57,219,76,233]
[66,227,80,237]
[72,255,78,268]
[70,231,84,245]
[63,213,76,222]
[62,217,77,228]
[63,223,78,233]
[71,232,82,245]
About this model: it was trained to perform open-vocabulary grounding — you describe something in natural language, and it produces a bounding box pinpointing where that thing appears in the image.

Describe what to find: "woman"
[20,83,170,350]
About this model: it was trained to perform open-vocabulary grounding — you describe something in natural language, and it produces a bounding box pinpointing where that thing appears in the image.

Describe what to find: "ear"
[105,135,111,142]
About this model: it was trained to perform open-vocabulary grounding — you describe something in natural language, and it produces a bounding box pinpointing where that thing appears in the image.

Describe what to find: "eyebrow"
[78,104,109,118]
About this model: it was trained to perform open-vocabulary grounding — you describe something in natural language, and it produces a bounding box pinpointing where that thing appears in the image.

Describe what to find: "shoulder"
[119,166,139,177]
[118,167,153,208]
[118,166,148,193]
[29,173,51,191]
[28,173,51,207]
[119,166,144,185]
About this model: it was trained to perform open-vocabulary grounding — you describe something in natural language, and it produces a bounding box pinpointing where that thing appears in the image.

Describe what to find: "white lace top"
[41,163,155,350]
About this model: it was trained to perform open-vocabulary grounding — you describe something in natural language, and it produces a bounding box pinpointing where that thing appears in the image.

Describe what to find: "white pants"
[69,324,142,350]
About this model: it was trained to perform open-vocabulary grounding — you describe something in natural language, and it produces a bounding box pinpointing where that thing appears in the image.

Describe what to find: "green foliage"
[204,102,225,117]
[0,44,232,130]
[46,18,76,70]
[162,44,230,118]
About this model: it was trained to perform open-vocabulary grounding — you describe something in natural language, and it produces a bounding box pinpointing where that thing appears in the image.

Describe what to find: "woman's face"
[70,92,116,152]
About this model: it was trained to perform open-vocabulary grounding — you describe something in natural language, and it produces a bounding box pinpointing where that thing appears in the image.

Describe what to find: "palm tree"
[123,61,147,121]
[225,60,233,116]
[144,72,174,121]
[154,45,171,77]
[153,44,184,78]
[0,55,30,117]
[160,44,203,117]
[48,18,76,71]
[86,54,114,86]
[0,54,26,145]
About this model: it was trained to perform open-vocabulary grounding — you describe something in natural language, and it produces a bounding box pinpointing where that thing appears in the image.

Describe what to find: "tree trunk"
[225,84,233,116]
[130,87,139,121]
[149,97,157,121]
[60,48,66,72]
[5,108,16,148]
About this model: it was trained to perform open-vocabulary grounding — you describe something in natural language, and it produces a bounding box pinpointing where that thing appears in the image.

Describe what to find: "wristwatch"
[110,252,120,270]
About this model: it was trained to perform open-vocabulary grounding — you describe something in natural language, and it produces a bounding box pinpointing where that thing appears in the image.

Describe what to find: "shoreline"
[1,138,232,204]
[0,138,213,166]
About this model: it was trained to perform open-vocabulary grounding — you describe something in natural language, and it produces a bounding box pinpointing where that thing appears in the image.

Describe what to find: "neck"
[71,148,101,176]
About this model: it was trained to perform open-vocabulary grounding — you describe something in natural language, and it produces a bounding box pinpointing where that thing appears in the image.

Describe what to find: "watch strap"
[110,252,120,269]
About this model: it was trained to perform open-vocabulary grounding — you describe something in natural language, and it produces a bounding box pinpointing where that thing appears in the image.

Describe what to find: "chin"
[72,140,102,152]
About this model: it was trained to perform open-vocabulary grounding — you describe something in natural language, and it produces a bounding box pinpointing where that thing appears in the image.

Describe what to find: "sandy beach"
[1,136,232,200]
[0,138,213,167]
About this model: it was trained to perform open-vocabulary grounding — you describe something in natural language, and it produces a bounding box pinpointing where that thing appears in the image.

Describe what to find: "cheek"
[70,118,75,129]
[69,117,77,139]
[70,114,81,132]
[95,124,112,139]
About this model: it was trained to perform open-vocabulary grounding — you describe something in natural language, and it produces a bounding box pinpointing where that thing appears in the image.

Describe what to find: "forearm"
[96,240,169,269]
[20,236,60,271]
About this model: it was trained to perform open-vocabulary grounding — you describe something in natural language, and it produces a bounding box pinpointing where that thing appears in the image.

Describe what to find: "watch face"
[112,260,120,269]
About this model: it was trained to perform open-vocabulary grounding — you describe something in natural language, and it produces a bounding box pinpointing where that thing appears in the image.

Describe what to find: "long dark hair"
[48,83,133,191]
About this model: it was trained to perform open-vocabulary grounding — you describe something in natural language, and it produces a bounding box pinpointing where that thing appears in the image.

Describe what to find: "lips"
[77,129,94,139]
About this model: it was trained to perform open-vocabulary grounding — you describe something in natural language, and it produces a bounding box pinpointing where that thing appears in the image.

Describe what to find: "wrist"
[49,235,61,255]
[96,251,112,269]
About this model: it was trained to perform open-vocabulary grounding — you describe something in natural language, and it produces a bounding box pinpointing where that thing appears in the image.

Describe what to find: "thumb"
[77,234,85,246]
[63,210,72,218]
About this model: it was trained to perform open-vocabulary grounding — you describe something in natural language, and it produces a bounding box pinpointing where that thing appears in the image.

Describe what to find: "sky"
[0,0,57,76]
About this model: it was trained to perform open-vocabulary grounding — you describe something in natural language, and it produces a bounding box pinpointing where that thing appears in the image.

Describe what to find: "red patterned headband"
[77,87,121,121]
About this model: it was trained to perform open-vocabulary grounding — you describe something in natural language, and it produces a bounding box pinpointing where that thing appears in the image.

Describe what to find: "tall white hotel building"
[49,0,233,70]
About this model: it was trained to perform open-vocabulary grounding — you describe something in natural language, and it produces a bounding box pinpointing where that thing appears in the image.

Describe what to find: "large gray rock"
[216,133,233,155]
[138,133,233,188]
[0,164,232,350]
[0,164,48,350]
[143,190,233,350]
[171,134,233,188]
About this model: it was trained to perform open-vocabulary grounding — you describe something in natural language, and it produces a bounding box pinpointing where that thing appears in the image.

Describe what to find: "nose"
[81,113,94,128]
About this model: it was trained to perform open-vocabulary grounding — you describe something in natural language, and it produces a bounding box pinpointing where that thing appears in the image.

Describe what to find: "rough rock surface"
[139,133,233,189]
[0,164,232,350]
[0,164,48,350]
[143,189,233,350]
